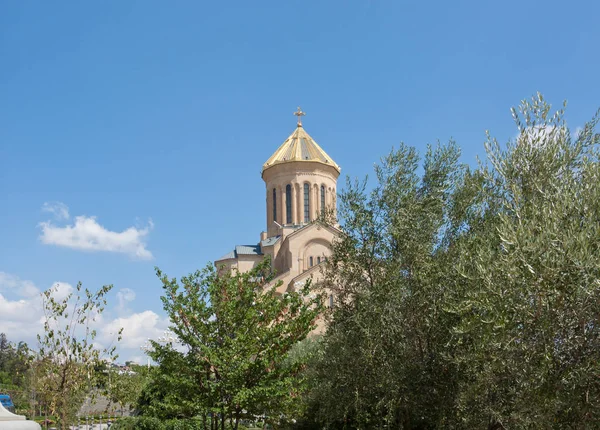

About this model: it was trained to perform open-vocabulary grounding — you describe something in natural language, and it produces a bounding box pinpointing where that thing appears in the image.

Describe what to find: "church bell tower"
[261,108,341,238]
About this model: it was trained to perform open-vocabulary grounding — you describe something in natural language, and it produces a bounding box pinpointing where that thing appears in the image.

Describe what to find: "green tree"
[305,94,600,429]
[0,333,10,372]
[448,94,600,428]
[108,369,147,416]
[0,333,31,388]
[306,140,474,428]
[33,282,121,429]
[148,258,323,430]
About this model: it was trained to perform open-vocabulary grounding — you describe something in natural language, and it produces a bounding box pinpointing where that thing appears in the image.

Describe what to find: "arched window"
[286,185,292,224]
[272,188,277,223]
[309,256,314,267]
[320,185,326,216]
[304,183,310,223]
[317,256,321,264]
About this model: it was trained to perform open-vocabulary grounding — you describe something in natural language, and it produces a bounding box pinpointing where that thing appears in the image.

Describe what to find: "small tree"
[149,258,323,430]
[108,369,146,416]
[0,333,31,388]
[34,282,121,429]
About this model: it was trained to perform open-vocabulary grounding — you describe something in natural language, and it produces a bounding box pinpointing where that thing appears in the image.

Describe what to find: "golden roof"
[262,109,340,174]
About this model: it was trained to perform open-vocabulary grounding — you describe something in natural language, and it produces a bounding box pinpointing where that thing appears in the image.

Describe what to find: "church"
[215,108,340,304]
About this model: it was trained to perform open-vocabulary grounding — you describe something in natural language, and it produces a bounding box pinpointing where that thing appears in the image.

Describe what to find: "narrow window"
[321,185,326,216]
[309,256,313,267]
[272,188,277,222]
[317,256,321,264]
[286,185,292,224]
[329,294,334,308]
[304,183,310,222]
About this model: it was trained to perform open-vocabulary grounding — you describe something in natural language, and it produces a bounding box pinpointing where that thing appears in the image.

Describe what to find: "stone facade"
[215,112,340,310]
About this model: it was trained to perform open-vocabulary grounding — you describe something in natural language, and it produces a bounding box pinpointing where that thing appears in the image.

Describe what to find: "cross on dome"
[294,107,306,127]
[262,109,341,174]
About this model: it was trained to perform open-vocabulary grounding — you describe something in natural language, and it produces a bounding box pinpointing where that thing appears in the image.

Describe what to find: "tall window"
[329,294,334,308]
[320,185,326,216]
[309,256,314,267]
[272,188,277,222]
[304,183,310,223]
[286,184,292,224]
[317,256,321,264]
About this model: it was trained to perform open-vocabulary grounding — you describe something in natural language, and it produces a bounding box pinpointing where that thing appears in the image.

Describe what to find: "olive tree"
[450,94,600,428]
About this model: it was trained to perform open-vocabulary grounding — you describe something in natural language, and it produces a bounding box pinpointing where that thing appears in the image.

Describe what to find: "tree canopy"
[146,258,323,430]
[302,94,600,429]
[33,282,121,429]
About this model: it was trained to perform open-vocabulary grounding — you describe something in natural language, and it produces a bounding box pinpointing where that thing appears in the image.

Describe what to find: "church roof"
[236,244,262,255]
[216,244,263,261]
[262,124,341,174]
[260,235,280,247]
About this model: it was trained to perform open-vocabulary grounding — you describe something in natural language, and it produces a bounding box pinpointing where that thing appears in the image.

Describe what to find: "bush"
[112,416,165,430]
[164,418,205,430]
[112,416,224,430]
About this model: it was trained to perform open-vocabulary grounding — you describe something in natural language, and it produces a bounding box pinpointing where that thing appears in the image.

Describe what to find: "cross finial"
[294,106,306,127]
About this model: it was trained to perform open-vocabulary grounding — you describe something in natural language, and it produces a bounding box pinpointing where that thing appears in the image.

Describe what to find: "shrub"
[164,418,205,430]
[112,416,165,430]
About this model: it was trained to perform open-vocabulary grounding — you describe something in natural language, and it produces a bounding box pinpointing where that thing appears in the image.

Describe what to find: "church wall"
[215,118,341,334]
[301,240,330,270]
[263,161,339,237]
[287,265,335,334]
[215,259,237,275]
[273,237,291,275]
[286,228,336,273]
[236,255,264,273]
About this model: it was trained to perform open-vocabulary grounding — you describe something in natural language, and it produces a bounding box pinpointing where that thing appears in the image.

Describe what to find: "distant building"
[215,108,340,310]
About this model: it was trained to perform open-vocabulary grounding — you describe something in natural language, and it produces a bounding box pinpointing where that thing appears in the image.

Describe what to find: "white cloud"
[49,281,75,302]
[0,277,78,344]
[127,355,146,365]
[0,272,171,363]
[101,310,169,349]
[0,293,41,323]
[0,275,44,343]
[42,201,70,221]
[39,216,153,260]
[116,288,136,313]
[0,272,40,297]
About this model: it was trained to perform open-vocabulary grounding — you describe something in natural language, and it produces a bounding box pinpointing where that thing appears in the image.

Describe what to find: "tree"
[304,94,600,429]
[305,140,474,428]
[108,369,147,416]
[33,282,121,429]
[448,94,600,428]
[0,333,31,387]
[0,333,10,371]
[147,258,323,430]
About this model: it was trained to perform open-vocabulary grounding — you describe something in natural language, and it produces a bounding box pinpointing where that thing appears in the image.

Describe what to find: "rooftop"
[262,108,340,174]
[216,244,263,261]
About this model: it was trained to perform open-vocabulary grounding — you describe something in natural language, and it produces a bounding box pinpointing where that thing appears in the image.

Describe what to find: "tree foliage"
[304,94,600,429]
[449,95,600,428]
[147,258,323,430]
[308,139,470,428]
[108,367,147,416]
[0,333,33,413]
[33,282,121,429]
[0,333,31,389]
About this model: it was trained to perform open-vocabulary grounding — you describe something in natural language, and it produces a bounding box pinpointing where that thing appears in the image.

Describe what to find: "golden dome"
[262,111,340,174]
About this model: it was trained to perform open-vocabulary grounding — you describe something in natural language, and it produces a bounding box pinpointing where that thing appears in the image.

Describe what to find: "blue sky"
[1,0,599,362]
